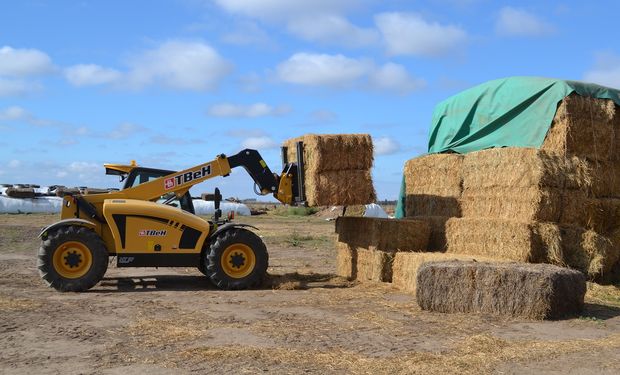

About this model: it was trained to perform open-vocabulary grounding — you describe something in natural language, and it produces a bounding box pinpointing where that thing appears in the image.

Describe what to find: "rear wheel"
[38,226,109,292]
[206,228,268,290]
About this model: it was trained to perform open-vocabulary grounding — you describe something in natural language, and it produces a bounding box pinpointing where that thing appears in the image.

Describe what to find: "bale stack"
[403,154,463,251]
[335,217,430,282]
[416,261,586,319]
[398,94,620,283]
[283,134,375,206]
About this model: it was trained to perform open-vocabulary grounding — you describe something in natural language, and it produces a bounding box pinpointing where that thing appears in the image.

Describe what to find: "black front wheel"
[205,228,268,290]
[37,226,109,292]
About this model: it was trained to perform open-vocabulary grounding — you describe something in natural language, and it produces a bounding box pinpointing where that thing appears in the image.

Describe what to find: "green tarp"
[395,76,620,219]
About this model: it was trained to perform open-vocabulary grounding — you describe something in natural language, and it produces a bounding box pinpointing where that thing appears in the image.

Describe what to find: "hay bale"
[305,169,375,206]
[284,134,373,171]
[55,187,81,197]
[461,147,591,192]
[445,218,553,263]
[356,248,393,282]
[416,261,586,319]
[542,94,616,161]
[408,216,450,251]
[283,134,375,206]
[560,226,619,281]
[588,161,620,197]
[335,217,431,252]
[404,154,463,217]
[336,242,356,279]
[5,187,35,198]
[392,252,503,293]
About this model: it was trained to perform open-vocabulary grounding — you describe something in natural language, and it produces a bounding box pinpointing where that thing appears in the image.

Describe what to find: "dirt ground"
[1,213,620,374]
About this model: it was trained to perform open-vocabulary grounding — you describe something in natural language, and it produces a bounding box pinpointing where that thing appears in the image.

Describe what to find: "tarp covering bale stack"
[283,134,376,206]
[416,261,586,320]
[334,217,430,282]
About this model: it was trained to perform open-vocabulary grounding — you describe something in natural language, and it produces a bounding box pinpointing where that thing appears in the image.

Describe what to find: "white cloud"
[0,46,53,77]
[241,136,278,149]
[214,0,372,48]
[0,106,29,120]
[208,103,291,118]
[124,41,232,91]
[64,64,122,87]
[375,12,467,57]
[583,52,620,89]
[65,41,232,92]
[0,78,42,97]
[277,53,372,87]
[287,15,379,48]
[104,123,144,139]
[213,0,357,22]
[221,21,274,47]
[374,136,400,155]
[276,53,423,93]
[369,63,426,94]
[496,7,554,36]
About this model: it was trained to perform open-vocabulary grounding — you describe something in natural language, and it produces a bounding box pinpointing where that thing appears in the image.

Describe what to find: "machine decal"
[118,256,135,264]
[139,229,167,236]
[165,164,212,190]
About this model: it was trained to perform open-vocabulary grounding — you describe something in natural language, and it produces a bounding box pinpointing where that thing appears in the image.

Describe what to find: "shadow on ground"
[92,272,353,293]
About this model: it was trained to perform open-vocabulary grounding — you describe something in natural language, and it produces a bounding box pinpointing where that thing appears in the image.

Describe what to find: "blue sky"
[1,0,619,200]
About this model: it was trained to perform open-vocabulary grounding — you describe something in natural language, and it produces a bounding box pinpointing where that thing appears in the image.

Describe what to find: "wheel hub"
[64,251,82,268]
[230,252,246,269]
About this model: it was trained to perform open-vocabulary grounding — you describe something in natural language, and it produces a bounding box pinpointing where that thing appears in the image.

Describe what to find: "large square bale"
[542,94,616,161]
[416,261,586,319]
[407,216,450,251]
[445,218,555,263]
[284,134,373,172]
[404,154,463,217]
[283,134,375,206]
[335,217,431,252]
[392,252,503,293]
[336,242,356,279]
[356,248,394,282]
[461,147,590,192]
[559,226,619,281]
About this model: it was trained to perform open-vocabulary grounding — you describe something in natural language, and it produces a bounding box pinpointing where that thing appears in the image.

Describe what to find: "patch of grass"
[586,282,620,308]
[285,232,330,248]
[271,206,318,217]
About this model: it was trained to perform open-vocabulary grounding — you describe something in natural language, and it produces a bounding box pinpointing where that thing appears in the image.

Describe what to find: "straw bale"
[335,217,431,252]
[355,248,394,282]
[445,218,553,263]
[55,187,81,196]
[559,226,619,280]
[588,161,620,197]
[283,134,373,172]
[542,94,616,161]
[416,261,586,319]
[392,252,503,293]
[405,195,461,217]
[460,188,605,231]
[404,153,464,197]
[5,187,36,198]
[304,169,375,206]
[336,242,356,280]
[407,216,450,251]
[462,148,591,192]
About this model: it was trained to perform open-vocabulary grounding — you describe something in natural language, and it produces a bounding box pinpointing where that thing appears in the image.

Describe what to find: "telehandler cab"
[38,145,307,292]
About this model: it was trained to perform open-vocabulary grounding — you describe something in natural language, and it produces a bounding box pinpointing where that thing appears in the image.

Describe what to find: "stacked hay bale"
[416,261,586,319]
[283,134,376,206]
[335,217,430,282]
[398,94,620,284]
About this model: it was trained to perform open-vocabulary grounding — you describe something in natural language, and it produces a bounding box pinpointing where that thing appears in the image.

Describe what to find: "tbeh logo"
[164,177,175,190]
[139,229,167,236]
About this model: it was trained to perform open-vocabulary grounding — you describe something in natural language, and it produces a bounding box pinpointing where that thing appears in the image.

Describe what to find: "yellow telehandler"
[38,145,306,292]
